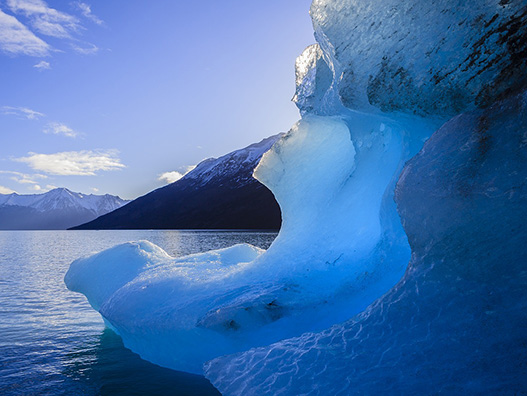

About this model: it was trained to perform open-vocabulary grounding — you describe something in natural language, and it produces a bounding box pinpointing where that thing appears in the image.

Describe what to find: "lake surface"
[0,230,277,395]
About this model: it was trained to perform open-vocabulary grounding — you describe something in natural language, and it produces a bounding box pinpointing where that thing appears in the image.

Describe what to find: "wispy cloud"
[0,9,50,56]
[14,149,125,176]
[17,177,39,184]
[71,42,97,55]
[1,105,45,119]
[43,121,78,138]
[2,108,82,138]
[73,2,103,25]
[0,170,47,186]
[33,59,49,69]
[7,0,81,39]
[1,0,103,58]
[158,165,196,184]
[0,185,16,194]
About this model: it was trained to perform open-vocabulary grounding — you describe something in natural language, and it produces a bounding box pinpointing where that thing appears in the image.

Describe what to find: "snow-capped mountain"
[73,134,282,230]
[0,188,129,230]
[185,134,281,185]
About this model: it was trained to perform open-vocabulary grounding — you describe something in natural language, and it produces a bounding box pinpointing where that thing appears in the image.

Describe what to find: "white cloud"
[43,121,78,137]
[71,42,98,55]
[0,170,48,185]
[159,171,185,184]
[73,2,103,25]
[29,184,56,192]
[0,185,16,194]
[7,0,81,39]
[0,9,50,56]
[14,149,125,175]
[91,187,98,192]
[1,105,45,119]
[33,59,49,69]
[1,1,104,58]
[158,165,196,184]
[15,177,38,184]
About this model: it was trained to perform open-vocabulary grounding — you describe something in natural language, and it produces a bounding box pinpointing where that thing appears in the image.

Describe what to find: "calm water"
[0,230,277,395]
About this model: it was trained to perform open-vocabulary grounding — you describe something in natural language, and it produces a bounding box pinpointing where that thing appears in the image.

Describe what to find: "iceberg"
[204,0,527,392]
[66,114,424,373]
[205,90,527,395]
[66,241,266,372]
[66,0,527,391]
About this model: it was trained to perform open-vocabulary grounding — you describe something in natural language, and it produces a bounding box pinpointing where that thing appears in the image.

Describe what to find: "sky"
[0,0,314,199]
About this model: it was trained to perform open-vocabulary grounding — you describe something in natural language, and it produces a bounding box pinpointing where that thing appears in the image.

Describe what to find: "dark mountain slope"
[72,135,282,230]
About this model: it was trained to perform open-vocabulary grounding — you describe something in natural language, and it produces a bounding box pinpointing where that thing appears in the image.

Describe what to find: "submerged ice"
[66,0,527,391]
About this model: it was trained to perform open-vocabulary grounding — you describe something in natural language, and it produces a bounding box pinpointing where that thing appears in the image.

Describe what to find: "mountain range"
[0,188,129,230]
[72,134,282,230]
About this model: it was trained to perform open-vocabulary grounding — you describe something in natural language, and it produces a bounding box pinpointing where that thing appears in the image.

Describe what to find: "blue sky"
[0,0,314,199]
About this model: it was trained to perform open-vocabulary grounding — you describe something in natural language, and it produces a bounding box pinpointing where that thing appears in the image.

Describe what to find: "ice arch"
[65,112,431,373]
[66,0,527,377]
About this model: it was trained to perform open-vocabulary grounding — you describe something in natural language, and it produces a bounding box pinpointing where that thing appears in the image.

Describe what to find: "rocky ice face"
[66,0,527,389]
[292,44,333,116]
[308,0,527,117]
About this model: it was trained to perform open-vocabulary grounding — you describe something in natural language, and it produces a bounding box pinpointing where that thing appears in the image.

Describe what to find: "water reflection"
[64,329,220,396]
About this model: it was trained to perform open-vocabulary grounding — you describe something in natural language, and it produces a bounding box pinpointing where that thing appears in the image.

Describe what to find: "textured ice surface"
[66,241,265,372]
[292,44,333,116]
[309,0,527,116]
[252,114,426,322]
[205,91,527,395]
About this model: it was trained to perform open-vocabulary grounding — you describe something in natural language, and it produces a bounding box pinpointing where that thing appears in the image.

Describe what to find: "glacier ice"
[66,241,265,372]
[203,0,527,393]
[66,0,527,390]
[308,0,527,117]
[292,44,333,115]
[205,90,527,395]
[65,114,422,373]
